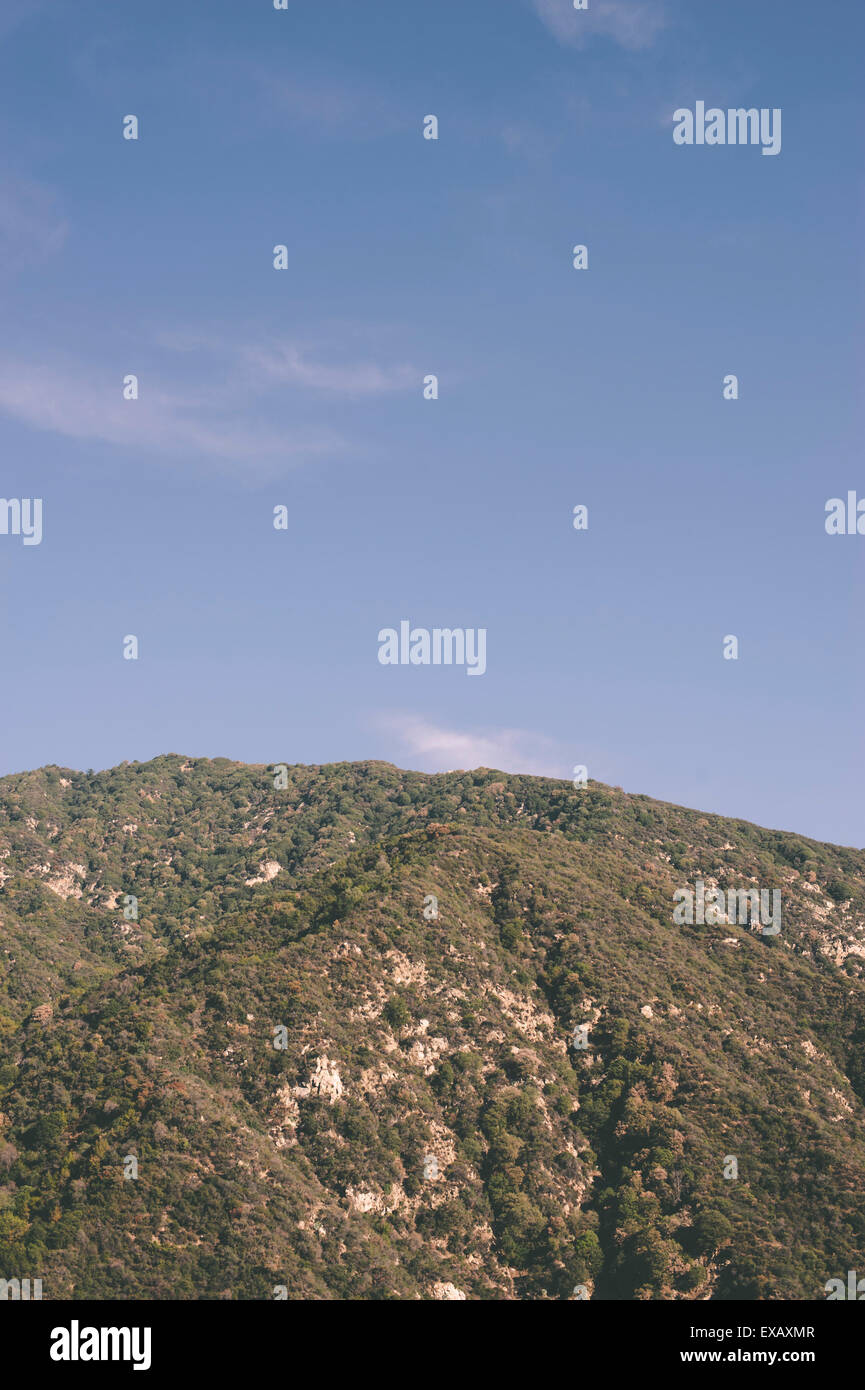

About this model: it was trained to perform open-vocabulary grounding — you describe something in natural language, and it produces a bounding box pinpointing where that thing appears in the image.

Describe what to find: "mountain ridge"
[0,756,863,1299]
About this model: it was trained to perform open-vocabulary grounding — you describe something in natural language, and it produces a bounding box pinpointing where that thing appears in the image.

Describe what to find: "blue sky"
[0,0,862,846]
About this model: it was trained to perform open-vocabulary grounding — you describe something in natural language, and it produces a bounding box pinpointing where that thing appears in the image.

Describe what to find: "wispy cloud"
[240,343,416,397]
[530,0,667,51]
[0,360,341,470]
[0,176,67,270]
[154,330,417,399]
[253,65,400,136]
[66,42,404,145]
[384,714,563,778]
[0,0,47,41]
[0,329,417,468]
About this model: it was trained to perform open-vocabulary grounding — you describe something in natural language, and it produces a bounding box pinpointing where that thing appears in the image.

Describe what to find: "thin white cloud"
[0,360,341,469]
[252,65,402,138]
[0,177,67,270]
[241,343,416,396]
[257,70,368,128]
[0,0,47,41]
[153,331,417,399]
[531,0,667,50]
[385,715,563,779]
[0,326,417,466]
[67,47,404,144]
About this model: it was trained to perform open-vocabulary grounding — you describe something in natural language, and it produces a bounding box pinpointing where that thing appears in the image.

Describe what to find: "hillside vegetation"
[0,756,863,1299]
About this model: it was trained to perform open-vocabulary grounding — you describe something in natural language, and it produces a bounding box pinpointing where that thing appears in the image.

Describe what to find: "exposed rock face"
[432,1282,466,1300]
[293,1056,344,1104]
[486,985,556,1043]
[387,950,427,987]
[269,1085,301,1149]
[358,1064,398,1095]
[245,860,282,886]
[407,1033,449,1073]
[346,1184,402,1215]
[45,863,87,899]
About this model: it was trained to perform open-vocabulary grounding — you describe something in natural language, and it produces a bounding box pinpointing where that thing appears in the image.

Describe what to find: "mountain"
[0,755,863,1300]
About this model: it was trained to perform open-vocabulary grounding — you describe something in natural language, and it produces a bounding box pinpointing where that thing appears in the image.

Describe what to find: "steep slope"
[0,759,863,1299]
